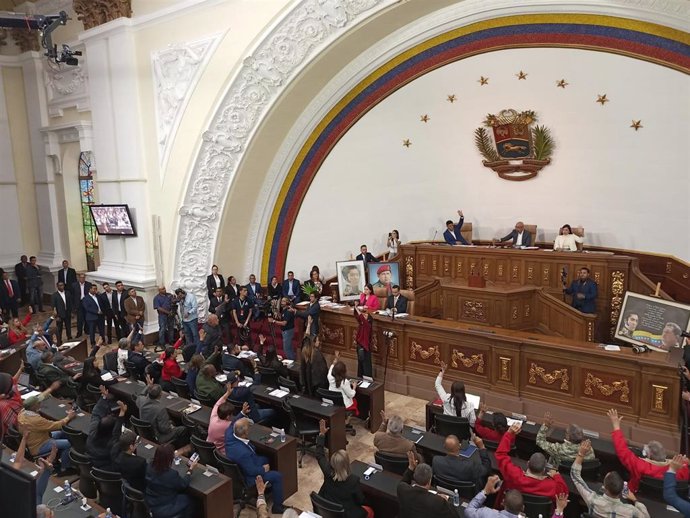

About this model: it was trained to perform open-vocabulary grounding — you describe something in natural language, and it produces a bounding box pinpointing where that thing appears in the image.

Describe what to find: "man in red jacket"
[496,422,568,502]
[608,408,689,492]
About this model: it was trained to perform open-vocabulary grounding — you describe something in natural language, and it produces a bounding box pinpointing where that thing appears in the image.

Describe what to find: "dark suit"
[245,282,262,303]
[82,294,105,347]
[0,278,20,318]
[112,290,129,339]
[565,279,598,314]
[296,300,320,336]
[355,252,377,266]
[71,281,92,336]
[281,279,301,301]
[224,283,240,301]
[206,274,225,300]
[25,264,43,311]
[397,468,457,518]
[14,261,28,305]
[51,290,73,341]
[500,229,532,247]
[57,267,77,287]
[385,294,408,313]
[37,362,77,399]
[136,388,189,447]
[225,430,284,510]
[431,449,492,491]
[443,216,469,245]
[98,290,116,342]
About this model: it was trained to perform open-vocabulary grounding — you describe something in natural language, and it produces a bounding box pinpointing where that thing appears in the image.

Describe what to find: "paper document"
[269,389,289,398]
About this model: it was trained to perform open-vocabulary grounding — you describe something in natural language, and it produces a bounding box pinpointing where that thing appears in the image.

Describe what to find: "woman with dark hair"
[186,354,205,398]
[300,336,328,396]
[475,402,508,442]
[434,361,476,426]
[86,399,127,470]
[206,264,224,300]
[358,284,380,312]
[259,343,288,378]
[553,223,583,251]
[225,275,240,300]
[78,355,113,408]
[8,308,33,345]
[304,270,323,296]
[145,443,197,518]
[387,230,400,259]
[160,346,183,392]
[267,275,282,299]
[328,352,358,416]
[354,305,373,378]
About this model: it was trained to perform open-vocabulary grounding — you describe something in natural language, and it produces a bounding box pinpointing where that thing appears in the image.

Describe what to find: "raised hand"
[606,408,623,430]
[407,450,418,471]
[242,401,250,415]
[440,361,447,374]
[508,422,522,435]
[578,439,592,457]
[483,475,500,495]
[145,373,154,386]
[670,454,687,473]
[555,493,569,513]
[380,410,387,423]
[259,334,266,344]
[473,436,485,449]
[48,380,61,392]
[319,419,329,436]
[478,401,487,415]
[543,411,554,428]
[256,475,266,496]
[117,400,128,416]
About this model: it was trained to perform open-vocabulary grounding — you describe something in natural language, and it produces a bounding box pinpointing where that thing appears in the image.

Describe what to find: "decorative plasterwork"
[73,0,132,30]
[171,0,394,308]
[43,43,90,118]
[152,34,222,174]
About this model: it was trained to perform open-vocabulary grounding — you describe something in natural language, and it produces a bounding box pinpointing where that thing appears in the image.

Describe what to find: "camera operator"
[268,297,296,360]
[153,286,176,347]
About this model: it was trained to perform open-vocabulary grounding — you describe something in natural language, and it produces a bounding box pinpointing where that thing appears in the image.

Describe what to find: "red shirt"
[474,420,504,442]
[496,431,568,501]
[160,356,183,382]
[8,314,32,345]
[355,312,372,351]
[0,383,23,436]
[611,429,689,492]
[359,294,380,311]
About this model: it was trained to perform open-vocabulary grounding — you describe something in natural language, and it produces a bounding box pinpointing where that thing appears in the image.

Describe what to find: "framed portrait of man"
[616,292,690,353]
[337,260,365,301]
[368,262,400,292]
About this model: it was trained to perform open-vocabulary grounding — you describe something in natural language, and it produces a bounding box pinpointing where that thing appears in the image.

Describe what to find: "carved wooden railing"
[629,262,672,301]
[412,280,442,318]
[534,290,596,342]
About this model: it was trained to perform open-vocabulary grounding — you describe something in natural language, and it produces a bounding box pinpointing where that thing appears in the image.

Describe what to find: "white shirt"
[58,290,66,304]
[327,364,356,408]
[554,234,583,251]
[117,348,129,375]
[213,274,220,287]
[287,281,294,296]
[515,232,524,247]
[79,283,86,299]
[434,373,476,426]
[91,294,102,313]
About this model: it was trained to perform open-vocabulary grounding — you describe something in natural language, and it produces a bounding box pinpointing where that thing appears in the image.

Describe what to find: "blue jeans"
[158,314,174,345]
[260,469,283,509]
[282,328,295,360]
[37,431,71,470]
[182,319,200,351]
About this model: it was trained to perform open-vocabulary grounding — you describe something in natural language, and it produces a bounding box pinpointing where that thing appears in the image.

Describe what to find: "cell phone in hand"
[188,452,199,466]
[494,479,503,490]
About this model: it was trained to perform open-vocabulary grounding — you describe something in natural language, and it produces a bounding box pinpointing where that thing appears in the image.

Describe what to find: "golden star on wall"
[478,76,489,85]
[516,71,527,80]
[447,94,456,103]
[596,94,609,106]
[630,120,643,131]
[420,114,430,123]
[556,79,569,88]
[402,139,412,148]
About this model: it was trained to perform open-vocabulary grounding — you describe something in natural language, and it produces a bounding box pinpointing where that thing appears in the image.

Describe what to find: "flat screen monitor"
[89,204,136,236]
[0,457,37,518]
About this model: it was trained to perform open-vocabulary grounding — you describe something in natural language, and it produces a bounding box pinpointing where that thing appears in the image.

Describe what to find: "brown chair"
[524,224,537,247]
[373,287,415,316]
[573,226,585,250]
[460,221,473,244]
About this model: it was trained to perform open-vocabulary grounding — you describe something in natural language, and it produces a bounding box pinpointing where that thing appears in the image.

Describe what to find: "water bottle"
[174,450,181,466]
[9,452,17,463]
[453,488,460,507]
[105,508,113,518]
[622,481,629,498]
[280,428,286,443]
[63,480,72,500]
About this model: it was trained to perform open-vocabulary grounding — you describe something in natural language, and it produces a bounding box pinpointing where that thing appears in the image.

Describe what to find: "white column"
[80,21,159,334]
[0,64,24,271]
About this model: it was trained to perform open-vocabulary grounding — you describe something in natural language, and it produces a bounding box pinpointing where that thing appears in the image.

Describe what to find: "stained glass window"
[79,151,99,271]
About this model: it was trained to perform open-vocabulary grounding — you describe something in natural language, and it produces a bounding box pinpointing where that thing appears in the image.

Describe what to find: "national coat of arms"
[474,109,554,181]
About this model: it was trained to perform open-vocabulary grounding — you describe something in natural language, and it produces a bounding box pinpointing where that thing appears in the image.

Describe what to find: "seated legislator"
[145,443,197,518]
[496,422,568,501]
[358,284,380,312]
[113,430,147,492]
[432,435,491,490]
[37,350,79,399]
[475,402,508,442]
[608,409,688,492]
[196,361,226,403]
[443,209,469,245]
[571,439,650,518]
[397,451,457,518]
[374,410,416,456]
[553,224,583,251]
[328,354,358,416]
[225,417,286,514]
[207,383,249,455]
[136,380,190,448]
[665,455,690,517]
[385,285,408,314]
[316,419,374,518]
[466,475,529,518]
[434,361,476,426]
[536,412,595,466]
[496,221,532,247]
[227,372,275,424]
[563,267,598,314]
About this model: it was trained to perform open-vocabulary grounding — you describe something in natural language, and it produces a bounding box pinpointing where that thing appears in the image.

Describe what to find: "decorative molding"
[527,266,534,280]
[451,350,484,373]
[584,372,630,403]
[462,301,486,322]
[73,0,132,30]
[405,255,414,290]
[9,28,40,52]
[456,260,463,275]
[319,323,344,345]
[409,341,440,364]
[171,0,393,308]
[152,34,222,174]
[609,270,625,337]
[43,44,90,118]
[0,29,7,48]
[652,384,667,412]
[528,362,569,391]
[587,320,594,342]
[499,356,512,382]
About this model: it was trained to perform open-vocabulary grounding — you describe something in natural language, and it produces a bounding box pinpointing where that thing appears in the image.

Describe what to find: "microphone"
[391,307,397,322]
[432,230,438,243]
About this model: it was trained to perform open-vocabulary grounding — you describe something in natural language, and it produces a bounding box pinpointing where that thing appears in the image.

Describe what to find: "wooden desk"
[37,395,234,518]
[0,344,26,374]
[319,305,681,445]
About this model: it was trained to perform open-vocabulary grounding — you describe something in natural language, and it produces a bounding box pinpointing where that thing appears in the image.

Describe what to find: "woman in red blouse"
[8,308,33,345]
[354,305,373,378]
[159,345,183,392]
[475,402,509,443]
[357,284,380,312]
